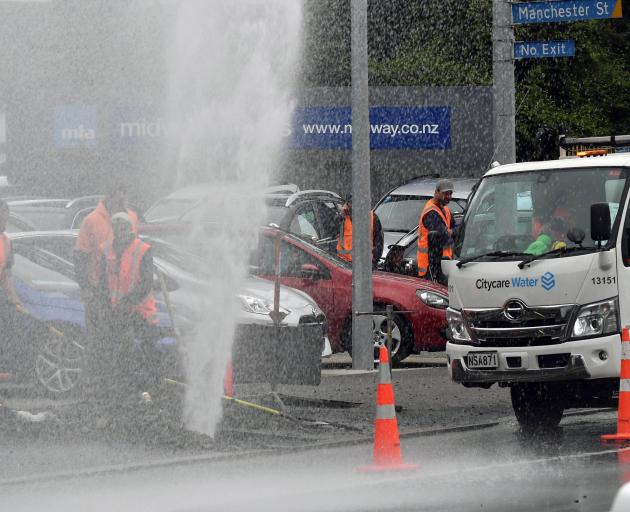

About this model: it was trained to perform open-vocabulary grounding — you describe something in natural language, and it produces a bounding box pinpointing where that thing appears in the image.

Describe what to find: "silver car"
[374,176,477,265]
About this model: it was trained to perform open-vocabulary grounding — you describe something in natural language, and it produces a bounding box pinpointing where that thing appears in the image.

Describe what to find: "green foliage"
[303,0,630,160]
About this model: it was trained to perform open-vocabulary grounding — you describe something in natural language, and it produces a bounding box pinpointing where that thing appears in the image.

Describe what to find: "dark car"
[252,227,448,364]
[7,196,103,231]
[4,230,326,396]
[374,176,477,265]
[143,184,344,253]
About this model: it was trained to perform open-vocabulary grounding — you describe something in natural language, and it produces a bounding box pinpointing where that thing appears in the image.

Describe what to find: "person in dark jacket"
[336,194,384,268]
[90,212,160,404]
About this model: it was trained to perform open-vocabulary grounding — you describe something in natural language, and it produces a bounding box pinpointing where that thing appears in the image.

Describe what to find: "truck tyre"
[510,383,565,429]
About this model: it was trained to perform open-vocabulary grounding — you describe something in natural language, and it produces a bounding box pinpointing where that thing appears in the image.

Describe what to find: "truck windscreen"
[457,167,628,260]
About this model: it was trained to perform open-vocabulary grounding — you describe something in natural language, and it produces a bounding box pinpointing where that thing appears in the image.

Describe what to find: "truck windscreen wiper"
[517,245,598,269]
[456,250,527,268]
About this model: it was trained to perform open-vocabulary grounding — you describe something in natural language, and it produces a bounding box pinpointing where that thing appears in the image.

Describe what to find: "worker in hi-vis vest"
[336,193,384,268]
[417,179,455,284]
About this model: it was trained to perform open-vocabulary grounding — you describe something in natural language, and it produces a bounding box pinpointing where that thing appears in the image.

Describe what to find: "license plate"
[467,352,498,369]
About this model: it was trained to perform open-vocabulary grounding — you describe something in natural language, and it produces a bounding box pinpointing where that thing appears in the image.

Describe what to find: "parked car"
[381,184,537,276]
[6,196,145,232]
[143,184,344,253]
[4,230,327,396]
[251,227,449,364]
[373,176,477,266]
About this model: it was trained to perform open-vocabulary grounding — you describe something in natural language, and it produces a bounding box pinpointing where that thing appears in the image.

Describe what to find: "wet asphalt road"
[1,410,628,512]
[1,359,628,510]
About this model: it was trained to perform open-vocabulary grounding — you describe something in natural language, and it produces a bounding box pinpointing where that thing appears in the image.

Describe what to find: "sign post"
[350,0,373,371]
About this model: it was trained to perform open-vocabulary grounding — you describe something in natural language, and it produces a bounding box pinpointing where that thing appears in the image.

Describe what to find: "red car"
[253,228,448,364]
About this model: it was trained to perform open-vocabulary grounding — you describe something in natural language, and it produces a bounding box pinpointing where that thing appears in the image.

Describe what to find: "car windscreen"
[9,207,68,230]
[375,195,431,233]
[144,198,199,223]
[458,166,629,259]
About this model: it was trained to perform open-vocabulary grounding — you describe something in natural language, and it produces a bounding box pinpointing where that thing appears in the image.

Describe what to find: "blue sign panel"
[514,40,576,59]
[54,105,97,148]
[291,106,451,150]
[512,0,622,24]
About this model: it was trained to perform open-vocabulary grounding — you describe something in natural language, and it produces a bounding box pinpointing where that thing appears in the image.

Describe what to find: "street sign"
[512,0,622,24]
[514,40,576,59]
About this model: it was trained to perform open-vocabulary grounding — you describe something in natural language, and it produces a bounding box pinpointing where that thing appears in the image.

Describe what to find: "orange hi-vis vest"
[417,201,453,277]
[102,238,157,324]
[337,211,375,262]
[0,233,10,277]
[75,201,139,287]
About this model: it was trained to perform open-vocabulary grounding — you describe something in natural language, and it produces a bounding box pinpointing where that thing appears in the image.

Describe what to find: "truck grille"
[463,303,577,347]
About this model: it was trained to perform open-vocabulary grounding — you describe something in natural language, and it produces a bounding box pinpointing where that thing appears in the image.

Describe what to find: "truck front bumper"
[450,354,590,384]
[447,333,621,385]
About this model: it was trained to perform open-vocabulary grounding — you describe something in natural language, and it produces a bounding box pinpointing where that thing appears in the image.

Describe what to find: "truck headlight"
[570,297,619,339]
[446,307,471,343]
[417,289,449,309]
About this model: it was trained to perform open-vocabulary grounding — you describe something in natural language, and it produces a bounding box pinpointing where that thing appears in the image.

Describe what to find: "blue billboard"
[291,106,452,150]
[54,105,97,148]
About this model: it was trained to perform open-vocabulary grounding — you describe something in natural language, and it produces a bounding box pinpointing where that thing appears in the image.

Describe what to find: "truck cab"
[445,153,630,428]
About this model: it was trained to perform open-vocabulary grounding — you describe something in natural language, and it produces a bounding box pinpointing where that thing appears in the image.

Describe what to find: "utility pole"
[350,0,373,371]
[492,0,516,164]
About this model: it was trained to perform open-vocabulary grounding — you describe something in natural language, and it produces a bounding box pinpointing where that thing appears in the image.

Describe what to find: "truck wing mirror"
[590,203,611,243]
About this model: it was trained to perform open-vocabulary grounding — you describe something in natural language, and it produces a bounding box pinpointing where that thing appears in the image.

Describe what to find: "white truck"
[445,152,630,428]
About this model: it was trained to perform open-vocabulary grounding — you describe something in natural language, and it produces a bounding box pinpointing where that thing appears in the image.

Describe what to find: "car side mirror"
[591,203,611,244]
[300,263,321,280]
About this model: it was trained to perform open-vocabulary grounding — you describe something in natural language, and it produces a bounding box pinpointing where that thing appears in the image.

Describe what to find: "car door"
[256,233,335,320]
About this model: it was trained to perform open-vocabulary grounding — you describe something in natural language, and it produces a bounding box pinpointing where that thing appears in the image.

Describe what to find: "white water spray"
[165,0,302,435]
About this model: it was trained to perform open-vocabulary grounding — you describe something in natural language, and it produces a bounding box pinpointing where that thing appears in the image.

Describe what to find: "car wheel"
[344,309,413,366]
[34,325,85,397]
[510,383,565,430]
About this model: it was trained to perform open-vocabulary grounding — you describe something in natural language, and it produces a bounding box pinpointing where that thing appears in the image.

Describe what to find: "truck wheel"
[510,383,565,429]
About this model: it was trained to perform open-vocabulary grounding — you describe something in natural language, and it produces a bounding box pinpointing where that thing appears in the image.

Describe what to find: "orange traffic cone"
[603,327,630,441]
[223,358,234,398]
[358,345,418,472]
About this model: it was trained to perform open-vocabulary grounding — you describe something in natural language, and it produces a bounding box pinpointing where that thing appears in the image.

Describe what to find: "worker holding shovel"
[92,212,164,410]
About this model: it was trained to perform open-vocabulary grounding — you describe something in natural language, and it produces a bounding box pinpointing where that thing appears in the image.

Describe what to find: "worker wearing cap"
[91,213,158,403]
[417,179,455,282]
[74,183,139,338]
[336,193,384,268]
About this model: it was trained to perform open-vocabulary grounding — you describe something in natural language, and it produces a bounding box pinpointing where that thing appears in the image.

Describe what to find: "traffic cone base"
[357,462,420,473]
[602,433,630,442]
[357,345,418,473]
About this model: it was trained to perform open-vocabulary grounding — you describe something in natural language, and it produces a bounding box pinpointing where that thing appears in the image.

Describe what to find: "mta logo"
[54,105,97,148]
[541,272,555,291]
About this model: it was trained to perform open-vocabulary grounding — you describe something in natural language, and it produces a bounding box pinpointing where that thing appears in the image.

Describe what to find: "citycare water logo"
[54,105,97,148]
[540,271,556,291]
[475,272,557,292]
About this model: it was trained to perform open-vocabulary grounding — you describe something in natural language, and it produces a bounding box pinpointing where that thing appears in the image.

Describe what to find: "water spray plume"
[165,0,302,436]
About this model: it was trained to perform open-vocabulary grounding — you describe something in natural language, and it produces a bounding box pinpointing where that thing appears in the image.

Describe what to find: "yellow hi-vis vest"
[336,211,375,262]
[417,201,453,277]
